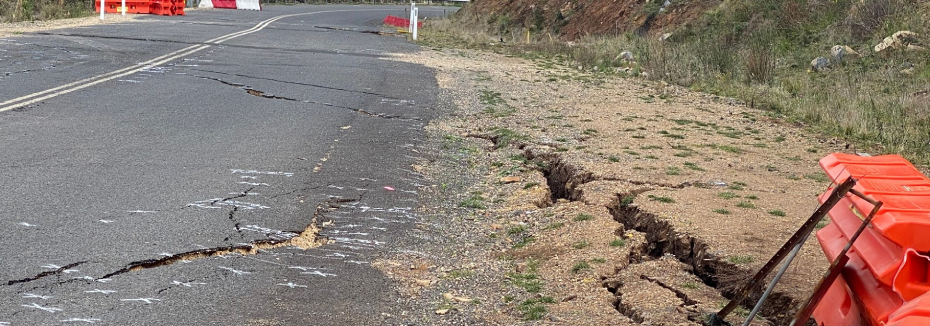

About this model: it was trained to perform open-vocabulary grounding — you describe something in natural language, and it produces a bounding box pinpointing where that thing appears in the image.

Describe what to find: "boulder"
[618,51,635,62]
[875,31,921,53]
[810,57,830,72]
[831,45,859,61]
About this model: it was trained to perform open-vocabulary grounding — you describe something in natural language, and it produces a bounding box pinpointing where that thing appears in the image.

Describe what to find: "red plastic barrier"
[888,293,930,326]
[212,0,236,8]
[383,15,422,28]
[96,0,184,15]
[821,153,930,251]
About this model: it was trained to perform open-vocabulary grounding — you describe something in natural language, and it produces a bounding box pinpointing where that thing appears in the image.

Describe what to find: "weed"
[645,155,659,159]
[625,150,640,156]
[769,210,787,217]
[714,208,731,215]
[543,222,564,230]
[683,162,706,171]
[610,238,627,247]
[583,128,599,135]
[571,261,592,273]
[572,240,591,249]
[745,195,759,200]
[490,127,527,148]
[816,218,830,229]
[608,155,620,162]
[737,201,756,209]
[513,236,536,249]
[683,282,699,289]
[519,296,555,320]
[674,151,693,157]
[804,173,830,183]
[718,192,740,200]
[640,145,663,150]
[666,166,682,175]
[717,145,744,154]
[447,269,475,279]
[728,255,755,264]
[647,194,676,203]
[573,213,594,221]
[459,193,487,209]
[508,225,527,235]
[524,182,540,189]
[620,194,636,207]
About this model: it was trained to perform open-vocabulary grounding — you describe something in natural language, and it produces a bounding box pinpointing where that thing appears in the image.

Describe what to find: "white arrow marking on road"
[22,302,62,312]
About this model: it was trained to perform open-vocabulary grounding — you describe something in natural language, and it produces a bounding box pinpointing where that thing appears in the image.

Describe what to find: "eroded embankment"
[534,150,801,325]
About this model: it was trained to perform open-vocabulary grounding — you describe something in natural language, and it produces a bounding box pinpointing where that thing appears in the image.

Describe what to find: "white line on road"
[0,9,393,113]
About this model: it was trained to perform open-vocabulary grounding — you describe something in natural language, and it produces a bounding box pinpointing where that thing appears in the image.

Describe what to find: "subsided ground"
[379,47,861,325]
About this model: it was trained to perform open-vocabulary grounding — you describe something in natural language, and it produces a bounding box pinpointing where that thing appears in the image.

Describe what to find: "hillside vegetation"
[1,0,95,22]
[423,0,930,165]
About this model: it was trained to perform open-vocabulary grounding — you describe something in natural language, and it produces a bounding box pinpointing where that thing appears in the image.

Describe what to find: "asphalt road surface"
[0,5,452,325]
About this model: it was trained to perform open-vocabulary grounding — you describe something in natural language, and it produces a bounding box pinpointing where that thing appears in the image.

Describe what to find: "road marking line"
[0,9,393,113]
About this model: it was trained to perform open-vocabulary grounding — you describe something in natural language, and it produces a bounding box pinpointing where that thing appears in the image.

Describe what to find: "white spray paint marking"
[159,252,173,257]
[84,289,116,294]
[120,298,161,304]
[218,266,251,275]
[61,318,102,323]
[18,222,35,227]
[22,302,62,312]
[172,280,207,287]
[239,175,258,179]
[240,225,298,240]
[300,271,336,277]
[237,182,270,186]
[228,192,260,196]
[345,260,369,265]
[62,269,80,274]
[127,210,157,214]
[276,282,307,288]
[370,227,387,231]
[326,230,370,236]
[117,79,141,83]
[95,278,111,283]
[23,293,53,300]
[230,169,294,177]
[41,264,61,269]
[98,219,114,223]
[0,321,9,325]
[287,266,329,272]
[188,199,269,210]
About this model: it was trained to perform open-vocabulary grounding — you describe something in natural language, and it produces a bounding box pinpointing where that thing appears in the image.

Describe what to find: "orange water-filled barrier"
[814,153,930,325]
[96,0,185,16]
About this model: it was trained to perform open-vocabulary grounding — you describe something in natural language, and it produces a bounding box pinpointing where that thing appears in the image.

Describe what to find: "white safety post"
[412,8,418,40]
[409,2,415,32]
[121,0,126,15]
[100,0,105,20]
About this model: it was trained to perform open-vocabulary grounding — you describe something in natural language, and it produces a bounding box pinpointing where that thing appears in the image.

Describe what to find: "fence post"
[100,0,105,19]
[412,7,418,40]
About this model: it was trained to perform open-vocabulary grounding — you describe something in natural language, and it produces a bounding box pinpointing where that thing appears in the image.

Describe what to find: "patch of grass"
[490,127,527,149]
[745,195,759,200]
[572,240,591,249]
[620,194,636,207]
[507,260,542,293]
[524,182,540,189]
[674,151,693,157]
[607,155,620,162]
[717,145,744,154]
[713,208,731,215]
[582,128,599,135]
[518,296,555,321]
[512,236,536,249]
[625,150,640,156]
[728,255,755,264]
[645,155,659,159]
[768,210,787,217]
[728,184,745,191]
[804,173,830,183]
[571,261,592,273]
[458,193,487,209]
[683,162,706,171]
[647,194,676,203]
[447,269,475,279]
[737,201,756,209]
[610,238,627,247]
[682,282,699,289]
[591,258,607,264]
[631,135,646,139]
[573,213,594,222]
[508,225,527,235]
[666,166,682,175]
[543,222,564,230]
[640,145,663,150]
[816,218,830,229]
[718,192,739,200]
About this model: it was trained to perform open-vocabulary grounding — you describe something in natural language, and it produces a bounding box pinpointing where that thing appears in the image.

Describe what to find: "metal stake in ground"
[708,177,857,325]
[789,189,883,326]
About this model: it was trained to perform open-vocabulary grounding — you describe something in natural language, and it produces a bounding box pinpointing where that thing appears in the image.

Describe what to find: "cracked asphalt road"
[0,5,451,325]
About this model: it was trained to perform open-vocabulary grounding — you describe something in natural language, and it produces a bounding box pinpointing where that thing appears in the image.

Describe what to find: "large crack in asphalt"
[4,261,87,286]
[193,75,421,121]
[531,152,799,325]
[190,68,406,101]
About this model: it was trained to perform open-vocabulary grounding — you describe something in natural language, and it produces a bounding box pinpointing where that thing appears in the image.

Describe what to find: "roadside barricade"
[814,153,930,325]
[383,15,422,29]
[96,0,185,15]
[199,0,260,10]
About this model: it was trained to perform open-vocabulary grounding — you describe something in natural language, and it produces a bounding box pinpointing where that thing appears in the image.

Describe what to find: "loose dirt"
[379,46,863,325]
[0,14,137,38]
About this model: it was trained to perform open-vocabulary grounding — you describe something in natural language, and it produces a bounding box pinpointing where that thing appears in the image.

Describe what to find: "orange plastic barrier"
[383,15,422,29]
[820,153,930,251]
[96,0,185,16]
[814,153,930,326]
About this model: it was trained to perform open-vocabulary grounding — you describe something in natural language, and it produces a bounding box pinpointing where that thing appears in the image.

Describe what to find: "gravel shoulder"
[379,47,861,325]
[0,14,137,38]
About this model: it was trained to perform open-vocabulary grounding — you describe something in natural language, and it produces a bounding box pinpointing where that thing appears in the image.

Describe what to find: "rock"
[435,309,450,315]
[618,51,635,62]
[875,31,921,53]
[830,45,859,61]
[659,32,672,41]
[901,67,916,75]
[810,57,830,72]
[500,176,521,183]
